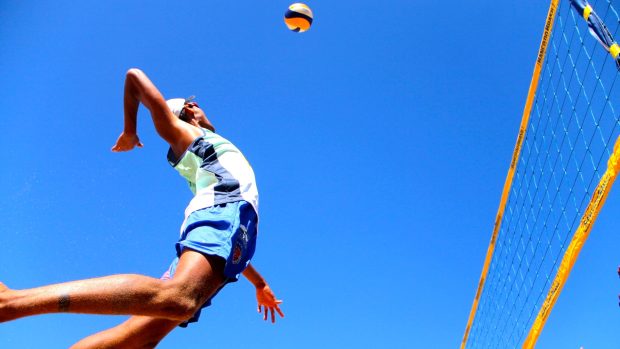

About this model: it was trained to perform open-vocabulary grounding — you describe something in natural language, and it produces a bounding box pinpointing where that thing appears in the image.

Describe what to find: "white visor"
[166,98,186,118]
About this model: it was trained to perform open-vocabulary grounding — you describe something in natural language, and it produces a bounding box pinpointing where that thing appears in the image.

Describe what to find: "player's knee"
[158,296,198,321]
[156,282,202,321]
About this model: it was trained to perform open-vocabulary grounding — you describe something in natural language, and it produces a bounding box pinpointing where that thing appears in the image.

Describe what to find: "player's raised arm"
[242,264,284,323]
[112,68,198,155]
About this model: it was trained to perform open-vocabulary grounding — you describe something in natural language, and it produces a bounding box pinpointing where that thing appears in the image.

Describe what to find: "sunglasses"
[179,96,198,120]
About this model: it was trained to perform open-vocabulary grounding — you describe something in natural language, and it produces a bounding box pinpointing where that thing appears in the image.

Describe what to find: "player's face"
[180,101,205,121]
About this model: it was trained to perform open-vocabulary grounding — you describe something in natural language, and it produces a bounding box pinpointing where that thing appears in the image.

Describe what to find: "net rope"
[466,1,620,347]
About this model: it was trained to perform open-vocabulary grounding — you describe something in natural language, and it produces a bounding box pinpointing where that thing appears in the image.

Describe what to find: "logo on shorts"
[232,244,242,264]
[232,225,249,265]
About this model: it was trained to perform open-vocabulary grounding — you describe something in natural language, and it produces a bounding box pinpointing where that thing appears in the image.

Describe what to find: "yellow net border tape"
[460,1,560,347]
[522,136,620,348]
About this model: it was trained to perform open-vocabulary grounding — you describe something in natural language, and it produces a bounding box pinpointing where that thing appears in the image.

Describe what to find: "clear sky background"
[1,1,619,348]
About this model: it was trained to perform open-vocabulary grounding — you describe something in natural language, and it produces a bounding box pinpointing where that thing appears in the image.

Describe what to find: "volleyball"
[284,3,313,32]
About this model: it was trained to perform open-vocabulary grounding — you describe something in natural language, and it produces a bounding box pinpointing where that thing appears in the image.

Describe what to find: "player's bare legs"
[69,251,224,348]
[70,316,180,349]
[0,250,225,324]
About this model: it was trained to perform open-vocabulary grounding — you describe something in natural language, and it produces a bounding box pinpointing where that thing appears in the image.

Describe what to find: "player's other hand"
[112,132,144,152]
[256,284,284,323]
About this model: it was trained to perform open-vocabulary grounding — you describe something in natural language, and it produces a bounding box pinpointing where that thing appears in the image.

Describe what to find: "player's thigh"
[169,249,226,300]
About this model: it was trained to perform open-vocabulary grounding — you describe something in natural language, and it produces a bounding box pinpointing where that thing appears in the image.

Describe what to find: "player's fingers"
[271,307,276,323]
[276,305,285,318]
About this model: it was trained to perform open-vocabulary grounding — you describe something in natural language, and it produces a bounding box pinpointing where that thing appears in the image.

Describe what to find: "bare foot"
[0,282,13,323]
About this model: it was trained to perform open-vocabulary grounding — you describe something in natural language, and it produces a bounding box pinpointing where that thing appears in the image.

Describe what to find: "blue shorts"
[161,200,258,326]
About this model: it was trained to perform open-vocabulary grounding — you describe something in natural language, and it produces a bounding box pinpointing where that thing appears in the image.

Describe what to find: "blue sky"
[1,1,619,348]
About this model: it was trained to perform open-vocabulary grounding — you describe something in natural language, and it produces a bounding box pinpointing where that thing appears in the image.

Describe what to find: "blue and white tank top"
[167,129,259,220]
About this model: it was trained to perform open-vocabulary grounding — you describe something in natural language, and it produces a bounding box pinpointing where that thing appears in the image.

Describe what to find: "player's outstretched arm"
[242,264,284,323]
[112,68,198,155]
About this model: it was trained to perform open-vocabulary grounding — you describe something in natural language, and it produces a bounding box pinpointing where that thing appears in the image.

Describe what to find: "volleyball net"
[461,0,620,348]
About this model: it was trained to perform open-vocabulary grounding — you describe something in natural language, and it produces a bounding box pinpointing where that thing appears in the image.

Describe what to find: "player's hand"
[256,284,284,323]
[112,132,144,152]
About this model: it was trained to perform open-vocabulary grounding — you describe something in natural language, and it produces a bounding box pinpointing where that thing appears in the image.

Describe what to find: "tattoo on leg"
[58,294,70,312]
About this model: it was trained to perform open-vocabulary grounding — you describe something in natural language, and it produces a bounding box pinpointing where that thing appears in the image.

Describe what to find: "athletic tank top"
[167,129,259,218]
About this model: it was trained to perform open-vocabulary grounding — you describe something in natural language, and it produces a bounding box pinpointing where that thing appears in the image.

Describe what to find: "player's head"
[166,96,214,131]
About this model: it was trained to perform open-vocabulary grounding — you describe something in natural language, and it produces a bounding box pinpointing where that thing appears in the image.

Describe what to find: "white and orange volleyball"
[284,3,313,32]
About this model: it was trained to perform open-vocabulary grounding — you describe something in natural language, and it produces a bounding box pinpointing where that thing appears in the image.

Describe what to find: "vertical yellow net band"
[522,136,620,348]
[462,0,620,346]
[459,1,560,348]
